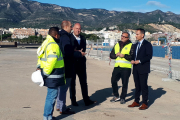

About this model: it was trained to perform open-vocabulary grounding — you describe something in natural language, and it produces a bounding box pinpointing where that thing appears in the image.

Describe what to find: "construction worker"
[37,27,66,120]
[110,32,133,104]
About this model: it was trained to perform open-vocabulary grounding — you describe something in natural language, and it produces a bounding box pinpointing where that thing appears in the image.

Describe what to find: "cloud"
[146,1,170,8]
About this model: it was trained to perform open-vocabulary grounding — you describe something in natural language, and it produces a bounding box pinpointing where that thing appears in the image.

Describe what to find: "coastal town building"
[36,29,48,38]
[10,28,49,39]
[11,28,35,39]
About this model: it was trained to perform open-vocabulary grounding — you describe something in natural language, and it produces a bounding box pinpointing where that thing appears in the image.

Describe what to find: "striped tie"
[137,42,140,53]
[136,42,140,59]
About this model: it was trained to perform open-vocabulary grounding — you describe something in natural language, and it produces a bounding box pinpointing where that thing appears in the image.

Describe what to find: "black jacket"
[70,33,86,68]
[110,40,133,61]
[59,29,74,78]
[132,40,153,74]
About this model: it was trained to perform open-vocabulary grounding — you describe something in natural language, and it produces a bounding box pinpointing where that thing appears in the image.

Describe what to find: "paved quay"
[0,48,180,120]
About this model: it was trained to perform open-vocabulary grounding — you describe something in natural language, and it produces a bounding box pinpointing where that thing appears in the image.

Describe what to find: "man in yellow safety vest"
[110,32,133,104]
[37,27,66,120]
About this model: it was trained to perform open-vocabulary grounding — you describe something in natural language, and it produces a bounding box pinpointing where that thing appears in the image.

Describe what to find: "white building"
[109,25,118,30]
[11,28,36,39]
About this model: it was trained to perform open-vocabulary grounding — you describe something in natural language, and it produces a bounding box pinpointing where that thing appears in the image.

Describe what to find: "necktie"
[137,42,140,53]
[136,42,140,59]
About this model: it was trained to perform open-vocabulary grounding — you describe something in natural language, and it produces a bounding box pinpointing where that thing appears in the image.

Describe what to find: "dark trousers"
[70,64,89,103]
[133,66,149,105]
[111,67,131,99]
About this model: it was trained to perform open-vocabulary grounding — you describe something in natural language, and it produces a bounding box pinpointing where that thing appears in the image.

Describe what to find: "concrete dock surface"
[0,48,180,120]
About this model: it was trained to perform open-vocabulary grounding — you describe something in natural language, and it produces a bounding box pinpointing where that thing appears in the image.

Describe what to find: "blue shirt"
[73,33,81,45]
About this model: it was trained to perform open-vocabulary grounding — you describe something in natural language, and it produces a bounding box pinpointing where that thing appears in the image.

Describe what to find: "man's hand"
[134,60,140,64]
[119,53,125,58]
[116,52,120,57]
[79,48,87,56]
[81,52,87,56]
[131,60,135,64]
[79,48,83,52]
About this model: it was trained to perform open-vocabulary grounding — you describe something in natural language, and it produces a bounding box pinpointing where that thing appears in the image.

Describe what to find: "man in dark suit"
[56,20,76,114]
[128,28,153,110]
[70,23,96,106]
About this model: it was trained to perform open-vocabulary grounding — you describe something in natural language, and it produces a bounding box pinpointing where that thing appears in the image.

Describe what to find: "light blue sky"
[35,0,180,14]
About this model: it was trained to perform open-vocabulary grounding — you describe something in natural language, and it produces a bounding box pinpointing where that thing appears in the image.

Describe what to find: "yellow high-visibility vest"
[37,35,66,86]
[114,42,132,68]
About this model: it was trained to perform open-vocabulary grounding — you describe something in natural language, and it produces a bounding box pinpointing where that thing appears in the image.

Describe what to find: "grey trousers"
[56,78,71,112]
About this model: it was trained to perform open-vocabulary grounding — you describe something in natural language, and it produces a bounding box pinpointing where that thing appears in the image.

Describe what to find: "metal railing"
[86,37,180,81]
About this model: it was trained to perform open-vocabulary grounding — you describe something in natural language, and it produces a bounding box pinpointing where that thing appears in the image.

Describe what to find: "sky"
[35,0,180,14]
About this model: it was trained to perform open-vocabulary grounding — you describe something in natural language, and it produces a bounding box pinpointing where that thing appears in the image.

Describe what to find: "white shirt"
[73,33,81,45]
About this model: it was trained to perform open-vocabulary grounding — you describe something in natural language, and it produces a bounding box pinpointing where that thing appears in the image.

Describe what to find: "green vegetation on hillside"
[80,33,100,42]
[159,22,180,29]
[117,23,159,33]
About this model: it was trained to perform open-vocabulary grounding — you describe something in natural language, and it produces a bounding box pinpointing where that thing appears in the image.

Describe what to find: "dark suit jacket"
[70,34,87,68]
[132,40,153,74]
[59,29,74,78]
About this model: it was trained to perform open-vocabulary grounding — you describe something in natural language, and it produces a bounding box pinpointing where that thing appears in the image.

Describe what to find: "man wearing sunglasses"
[110,32,133,104]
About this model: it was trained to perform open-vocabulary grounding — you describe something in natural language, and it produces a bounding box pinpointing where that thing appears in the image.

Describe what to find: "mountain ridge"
[0,0,180,29]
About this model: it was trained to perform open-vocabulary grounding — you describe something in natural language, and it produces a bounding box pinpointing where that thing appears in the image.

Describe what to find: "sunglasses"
[121,35,129,38]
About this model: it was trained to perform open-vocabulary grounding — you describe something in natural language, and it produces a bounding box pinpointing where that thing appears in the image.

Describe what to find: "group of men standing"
[37,22,153,120]
[37,21,96,120]
[110,28,153,110]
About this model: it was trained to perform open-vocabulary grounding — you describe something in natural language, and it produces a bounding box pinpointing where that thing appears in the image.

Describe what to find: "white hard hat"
[31,70,44,87]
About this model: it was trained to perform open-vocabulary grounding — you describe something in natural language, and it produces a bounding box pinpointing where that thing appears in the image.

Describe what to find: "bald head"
[74,23,81,28]
[61,20,72,33]
[73,23,81,37]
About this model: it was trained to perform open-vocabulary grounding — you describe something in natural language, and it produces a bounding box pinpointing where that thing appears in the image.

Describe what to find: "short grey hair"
[122,31,130,38]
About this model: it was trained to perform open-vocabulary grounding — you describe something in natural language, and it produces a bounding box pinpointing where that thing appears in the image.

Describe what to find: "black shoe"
[60,108,75,114]
[72,102,79,106]
[51,116,57,120]
[120,99,126,104]
[110,96,120,102]
[85,100,97,106]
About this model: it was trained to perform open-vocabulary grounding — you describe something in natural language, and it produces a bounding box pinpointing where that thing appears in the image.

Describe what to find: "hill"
[0,0,180,30]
